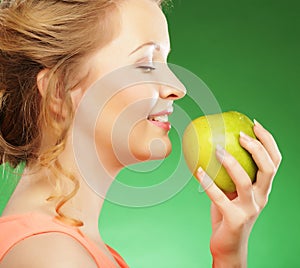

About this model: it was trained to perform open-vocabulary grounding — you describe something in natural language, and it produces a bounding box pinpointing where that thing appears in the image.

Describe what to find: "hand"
[196,120,282,268]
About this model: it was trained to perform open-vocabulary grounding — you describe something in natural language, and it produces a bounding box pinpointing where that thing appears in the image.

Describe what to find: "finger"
[239,131,276,195]
[196,167,231,215]
[210,203,222,228]
[253,120,282,169]
[215,145,254,204]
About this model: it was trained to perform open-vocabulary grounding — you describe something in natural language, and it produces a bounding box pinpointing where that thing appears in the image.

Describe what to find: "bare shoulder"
[0,232,98,268]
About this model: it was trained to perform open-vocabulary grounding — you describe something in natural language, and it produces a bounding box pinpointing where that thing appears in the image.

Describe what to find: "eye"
[137,65,156,73]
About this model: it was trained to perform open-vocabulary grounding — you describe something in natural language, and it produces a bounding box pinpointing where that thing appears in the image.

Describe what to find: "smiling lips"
[147,109,173,131]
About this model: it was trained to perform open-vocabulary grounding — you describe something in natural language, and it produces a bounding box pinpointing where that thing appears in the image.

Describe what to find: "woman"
[0,0,281,267]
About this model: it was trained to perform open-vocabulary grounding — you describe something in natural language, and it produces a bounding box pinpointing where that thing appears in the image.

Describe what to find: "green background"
[1,0,299,267]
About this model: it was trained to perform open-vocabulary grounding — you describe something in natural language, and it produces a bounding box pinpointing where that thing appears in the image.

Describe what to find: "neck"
[5,134,123,242]
[56,135,122,237]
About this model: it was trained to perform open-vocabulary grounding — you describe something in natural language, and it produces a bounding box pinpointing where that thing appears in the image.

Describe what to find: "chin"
[130,135,172,163]
[150,137,172,160]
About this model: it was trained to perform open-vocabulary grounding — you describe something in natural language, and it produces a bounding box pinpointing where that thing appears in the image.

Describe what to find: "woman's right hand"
[196,120,282,267]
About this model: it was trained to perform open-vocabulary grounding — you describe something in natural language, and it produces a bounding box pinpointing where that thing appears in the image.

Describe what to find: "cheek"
[94,87,158,160]
[100,87,156,132]
[98,84,154,115]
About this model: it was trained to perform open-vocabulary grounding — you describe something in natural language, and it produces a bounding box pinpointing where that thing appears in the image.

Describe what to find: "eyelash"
[137,65,156,73]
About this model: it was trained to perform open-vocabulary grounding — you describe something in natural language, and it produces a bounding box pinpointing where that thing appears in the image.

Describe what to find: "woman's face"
[73,0,186,171]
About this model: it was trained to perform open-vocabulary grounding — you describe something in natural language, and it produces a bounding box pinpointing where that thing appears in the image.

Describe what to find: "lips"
[147,109,173,131]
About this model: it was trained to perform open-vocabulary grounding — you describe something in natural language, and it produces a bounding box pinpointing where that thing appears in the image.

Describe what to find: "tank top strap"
[0,213,128,267]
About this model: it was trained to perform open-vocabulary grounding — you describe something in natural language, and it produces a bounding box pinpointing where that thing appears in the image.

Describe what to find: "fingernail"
[216,144,225,161]
[240,131,252,142]
[196,167,212,189]
[253,119,263,128]
[197,167,204,179]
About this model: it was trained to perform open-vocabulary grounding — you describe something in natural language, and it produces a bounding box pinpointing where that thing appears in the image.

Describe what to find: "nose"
[158,65,187,100]
[159,84,186,100]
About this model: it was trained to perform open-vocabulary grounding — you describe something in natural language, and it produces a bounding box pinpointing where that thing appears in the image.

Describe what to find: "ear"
[36,69,66,118]
[37,68,49,98]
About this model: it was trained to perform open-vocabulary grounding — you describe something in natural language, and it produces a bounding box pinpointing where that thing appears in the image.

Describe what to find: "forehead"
[116,0,170,50]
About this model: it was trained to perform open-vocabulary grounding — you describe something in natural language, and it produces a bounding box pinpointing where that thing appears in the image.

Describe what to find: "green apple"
[182,111,258,193]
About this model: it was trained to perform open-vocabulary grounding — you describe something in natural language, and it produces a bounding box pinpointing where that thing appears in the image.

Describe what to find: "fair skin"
[1,0,281,267]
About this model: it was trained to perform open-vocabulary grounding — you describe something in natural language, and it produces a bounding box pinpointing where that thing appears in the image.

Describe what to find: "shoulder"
[0,232,98,268]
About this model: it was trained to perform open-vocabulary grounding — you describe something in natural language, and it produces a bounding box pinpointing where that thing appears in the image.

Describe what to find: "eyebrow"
[129,41,162,55]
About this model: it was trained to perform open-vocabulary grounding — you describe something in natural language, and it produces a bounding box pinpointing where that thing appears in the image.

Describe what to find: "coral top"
[0,213,129,267]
